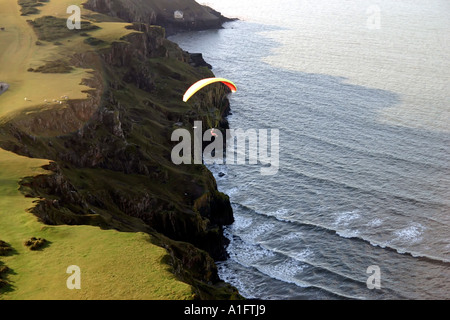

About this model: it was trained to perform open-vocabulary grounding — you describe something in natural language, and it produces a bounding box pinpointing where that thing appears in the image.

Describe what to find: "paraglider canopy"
[183,78,237,102]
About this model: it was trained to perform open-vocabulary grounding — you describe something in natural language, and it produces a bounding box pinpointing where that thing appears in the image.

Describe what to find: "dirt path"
[0,0,35,82]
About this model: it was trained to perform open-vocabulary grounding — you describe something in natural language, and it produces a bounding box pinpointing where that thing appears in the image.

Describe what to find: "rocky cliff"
[84,0,234,36]
[0,3,238,299]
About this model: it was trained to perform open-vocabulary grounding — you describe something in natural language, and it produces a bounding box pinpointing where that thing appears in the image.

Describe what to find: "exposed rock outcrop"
[83,0,234,36]
[0,18,238,299]
[0,82,9,95]
[189,53,212,69]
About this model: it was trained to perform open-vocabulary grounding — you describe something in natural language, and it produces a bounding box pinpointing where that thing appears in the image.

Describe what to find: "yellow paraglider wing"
[183,78,237,102]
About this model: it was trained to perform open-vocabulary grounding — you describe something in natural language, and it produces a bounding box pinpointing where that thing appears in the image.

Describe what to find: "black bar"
[1,300,437,318]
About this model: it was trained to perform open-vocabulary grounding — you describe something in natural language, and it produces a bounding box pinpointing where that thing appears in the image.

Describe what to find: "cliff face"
[0,18,238,298]
[84,0,233,36]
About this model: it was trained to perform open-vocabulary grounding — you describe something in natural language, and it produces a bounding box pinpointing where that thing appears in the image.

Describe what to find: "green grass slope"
[0,0,239,300]
[0,0,135,119]
[0,0,196,300]
[0,148,193,299]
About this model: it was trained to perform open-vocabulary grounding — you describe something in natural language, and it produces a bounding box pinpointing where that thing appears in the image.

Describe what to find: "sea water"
[169,0,450,299]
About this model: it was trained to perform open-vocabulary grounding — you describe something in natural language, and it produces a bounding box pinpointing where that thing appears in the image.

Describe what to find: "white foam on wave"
[240,197,258,207]
[445,243,450,252]
[278,231,303,242]
[227,186,243,197]
[361,222,434,259]
[268,207,295,223]
[256,259,308,287]
[367,218,383,227]
[336,229,361,239]
[247,222,274,240]
[292,248,314,261]
[232,214,253,231]
[393,223,426,244]
[216,262,259,299]
[233,221,275,244]
[333,210,361,227]
[226,235,275,267]
[274,208,289,217]
[333,210,362,239]
[224,229,310,289]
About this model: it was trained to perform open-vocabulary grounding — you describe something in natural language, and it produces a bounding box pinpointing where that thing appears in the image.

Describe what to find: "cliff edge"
[84,0,234,36]
[0,0,239,299]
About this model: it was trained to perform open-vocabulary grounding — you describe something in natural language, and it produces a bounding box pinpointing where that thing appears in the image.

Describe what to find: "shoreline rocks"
[189,53,213,69]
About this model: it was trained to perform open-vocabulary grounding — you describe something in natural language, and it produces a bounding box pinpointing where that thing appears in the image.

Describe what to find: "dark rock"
[189,53,212,69]
[0,82,9,95]
[0,240,12,256]
[24,237,47,251]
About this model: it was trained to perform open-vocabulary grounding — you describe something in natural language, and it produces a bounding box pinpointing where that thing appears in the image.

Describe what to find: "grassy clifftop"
[0,149,193,300]
[0,0,134,120]
[0,0,239,299]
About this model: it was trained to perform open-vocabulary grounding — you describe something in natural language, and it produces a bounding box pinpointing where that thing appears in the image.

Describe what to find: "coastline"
[83,0,237,37]
[0,1,240,299]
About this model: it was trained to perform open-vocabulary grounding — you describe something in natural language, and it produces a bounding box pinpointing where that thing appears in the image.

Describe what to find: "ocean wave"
[333,210,361,227]
[278,231,303,242]
[224,234,311,289]
[230,202,450,264]
[393,223,426,244]
[282,128,449,171]
[367,218,383,227]
[284,165,447,210]
[223,231,368,299]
